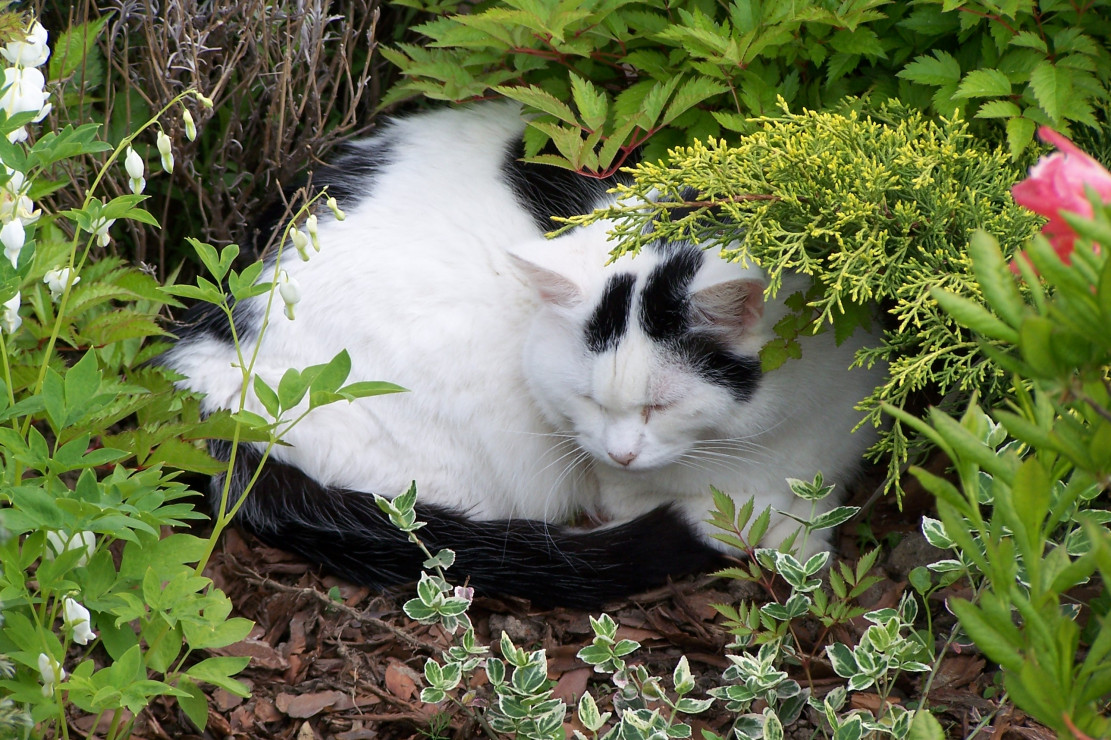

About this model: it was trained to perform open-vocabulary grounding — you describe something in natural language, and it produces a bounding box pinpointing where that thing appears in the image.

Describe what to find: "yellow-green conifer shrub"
[562,102,1045,491]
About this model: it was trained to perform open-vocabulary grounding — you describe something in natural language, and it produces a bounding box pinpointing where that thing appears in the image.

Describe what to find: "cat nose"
[608,450,638,466]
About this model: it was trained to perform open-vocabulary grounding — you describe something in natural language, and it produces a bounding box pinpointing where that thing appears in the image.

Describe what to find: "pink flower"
[1012,127,1111,264]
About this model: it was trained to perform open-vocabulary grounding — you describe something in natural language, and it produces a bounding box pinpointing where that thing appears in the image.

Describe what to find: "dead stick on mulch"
[240,570,443,653]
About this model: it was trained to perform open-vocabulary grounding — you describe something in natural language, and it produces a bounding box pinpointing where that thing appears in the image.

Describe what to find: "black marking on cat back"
[311,137,395,211]
[585,273,636,352]
[502,138,631,234]
[641,243,762,402]
[209,442,722,610]
[248,136,396,255]
[173,293,259,346]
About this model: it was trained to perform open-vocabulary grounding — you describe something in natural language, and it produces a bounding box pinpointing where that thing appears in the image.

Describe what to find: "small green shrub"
[894,210,1111,738]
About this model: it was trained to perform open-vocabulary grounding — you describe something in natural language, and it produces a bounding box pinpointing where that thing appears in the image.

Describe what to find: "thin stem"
[24,90,201,437]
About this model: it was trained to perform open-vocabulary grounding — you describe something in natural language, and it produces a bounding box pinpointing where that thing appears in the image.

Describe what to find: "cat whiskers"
[673,435,776,476]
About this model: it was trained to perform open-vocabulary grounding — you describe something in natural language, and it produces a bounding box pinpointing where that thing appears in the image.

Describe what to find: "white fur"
[163,101,886,554]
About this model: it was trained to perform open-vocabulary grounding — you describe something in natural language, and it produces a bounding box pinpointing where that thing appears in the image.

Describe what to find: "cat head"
[510,225,771,472]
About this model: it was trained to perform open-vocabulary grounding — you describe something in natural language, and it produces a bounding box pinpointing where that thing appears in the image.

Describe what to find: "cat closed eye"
[641,403,672,421]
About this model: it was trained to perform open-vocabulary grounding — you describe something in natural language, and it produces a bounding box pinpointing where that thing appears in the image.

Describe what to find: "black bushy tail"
[210,443,722,610]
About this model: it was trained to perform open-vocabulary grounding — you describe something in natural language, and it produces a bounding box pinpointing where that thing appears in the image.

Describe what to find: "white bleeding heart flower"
[326,195,346,221]
[124,146,143,179]
[290,227,310,261]
[37,653,64,697]
[0,66,49,116]
[43,266,79,301]
[44,529,96,566]
[2,22,50,68]
[62,597,96,646]
[87,216,116,247]
[306,213,320,251]
[124,146,146,193]
[278,270,301,320]
[1,218,25,266]
[156,130,173,173]
[1,291,20,334]
[183,109,197,141]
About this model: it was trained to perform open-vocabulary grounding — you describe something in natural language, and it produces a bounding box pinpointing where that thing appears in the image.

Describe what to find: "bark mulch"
[112,485,1056,740]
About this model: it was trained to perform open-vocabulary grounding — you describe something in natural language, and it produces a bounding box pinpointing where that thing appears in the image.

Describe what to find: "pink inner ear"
[691,279,765,332]
[507,253,583,308]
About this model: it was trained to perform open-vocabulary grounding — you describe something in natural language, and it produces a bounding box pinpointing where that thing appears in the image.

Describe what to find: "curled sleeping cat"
[160,102,886,609]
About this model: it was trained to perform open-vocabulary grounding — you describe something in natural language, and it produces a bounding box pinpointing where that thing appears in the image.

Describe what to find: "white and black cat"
[161,102,885,608]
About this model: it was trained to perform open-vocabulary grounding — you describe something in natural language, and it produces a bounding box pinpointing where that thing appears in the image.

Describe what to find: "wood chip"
[275,690,347,718]
[384,660,422,702]
[211,637,290,672]
[551,667,593,704]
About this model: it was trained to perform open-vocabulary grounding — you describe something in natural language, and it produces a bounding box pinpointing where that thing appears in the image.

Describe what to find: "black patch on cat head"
[640,244,761,402]
[585,273,637,353]
[639,245,703,342]
[502,138,632,234]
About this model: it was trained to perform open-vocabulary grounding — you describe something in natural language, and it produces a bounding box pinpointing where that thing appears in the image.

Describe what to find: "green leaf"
[252,375,280,419]
[1005,116,1036,159]
[897,50,961,86]
[976,99,1022,119]
[308,349,353,397]
[186,656,252,695]
[1029,60,1066,122]
[948,597,1023,672]
[578,691,609,732]
[569,74,608,131]
[48,16,110,90]
[930,289,1019,343]
[495,84,577,125]
[954,68,1012,98]
[1009,457,1051,551]
[661,77,728,127]
[907,709,946,740]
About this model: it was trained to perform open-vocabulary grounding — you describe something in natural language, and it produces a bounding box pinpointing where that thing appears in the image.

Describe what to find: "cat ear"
[690,279,765,334]
[507,253,584,308]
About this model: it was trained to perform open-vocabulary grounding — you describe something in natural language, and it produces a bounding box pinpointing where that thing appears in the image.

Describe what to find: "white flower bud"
[37,653,64,697]
[326,196,346,221]
[305,213,320,251]
[1,218,25,266]
[290,227,310,261]
[197,93,214,108]
[183,109,197,141]
[45,529,96,566]
[2,21,50,68]
[124,146,144,180]
[278,270,301,320]
[62,597,96,646]
[1,291,20,334]
[156,130,173,173]
[43,267,79,301]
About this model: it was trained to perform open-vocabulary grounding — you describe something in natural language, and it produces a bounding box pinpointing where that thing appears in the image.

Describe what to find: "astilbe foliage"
[384,0,1111,173]
[561,101,1044,491]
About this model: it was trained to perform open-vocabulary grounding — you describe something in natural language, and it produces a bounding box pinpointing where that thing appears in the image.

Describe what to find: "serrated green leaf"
[897,50,961,86]
[1006,116,1036,159]
[954,68,1012,99]
[569,74,609,131]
